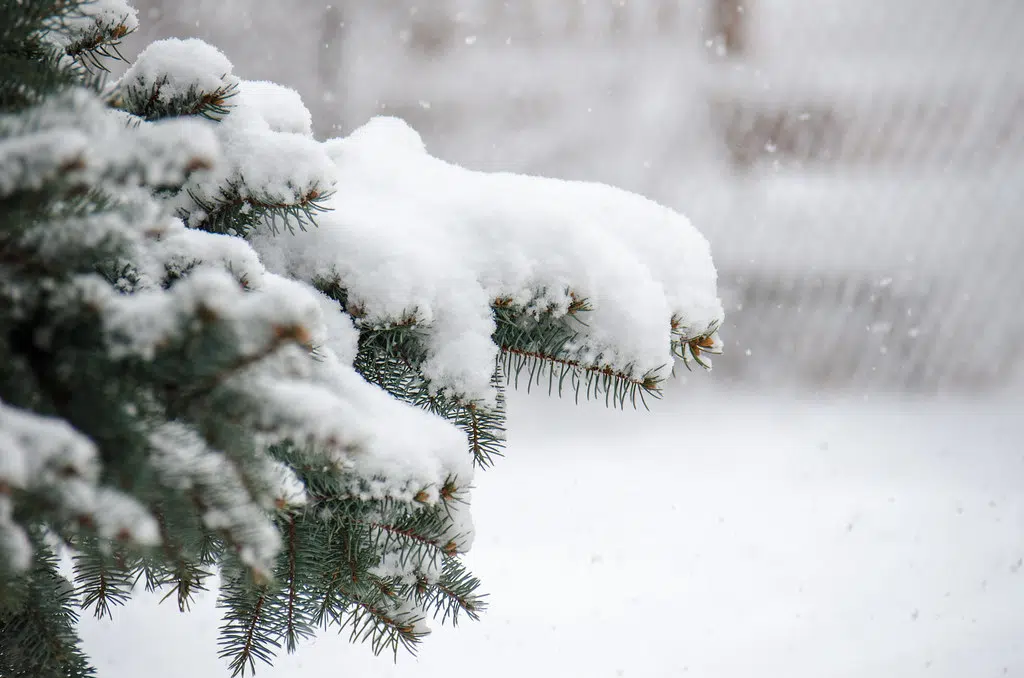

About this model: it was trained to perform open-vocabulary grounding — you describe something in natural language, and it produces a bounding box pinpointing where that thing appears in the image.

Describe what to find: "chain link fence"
[125,0,1024,393]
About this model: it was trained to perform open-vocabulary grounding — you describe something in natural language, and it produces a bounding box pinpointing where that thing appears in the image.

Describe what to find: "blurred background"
[86,3,1024,677]
[118,0,1024,394]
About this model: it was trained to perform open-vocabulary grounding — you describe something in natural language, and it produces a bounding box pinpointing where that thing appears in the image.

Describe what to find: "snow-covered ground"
[80,384,1024,677]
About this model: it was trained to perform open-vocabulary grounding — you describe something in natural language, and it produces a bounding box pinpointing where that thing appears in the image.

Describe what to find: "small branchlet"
[408,558,485,626]
[182,181,332,238]
[62,19,132,72]
[671,316,722,371]
[492,290,663,409]
[114,78,239,122]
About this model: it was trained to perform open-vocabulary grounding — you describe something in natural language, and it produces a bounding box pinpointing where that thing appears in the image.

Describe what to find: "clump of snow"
[203,116,334,212]
[131,117,220,186]
[44,0,139,50]
[239,81,313,136]
[147,423,288,577]
[253,116,723,402]
[0,399,160,572]
[0,497,31,572]
[154,224,267,289]
[94,260,470,514]
[304,352,472,502]
[120,38,238,105]
[310,292,360,365]
[74,0,139,32]
[96,267,323,360]
[0,89,219,206]
[0,128,89,195]
[160,48,336,221]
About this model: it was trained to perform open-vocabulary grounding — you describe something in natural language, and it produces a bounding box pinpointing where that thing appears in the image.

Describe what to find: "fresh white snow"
[118,39,723,407]
[238,80,314,137]
[77,386,1024,677]
[120,38,237,105]
[49,35,715,591]
[253,115,723,403]
[44,0,139,51]
[0,399,160,572]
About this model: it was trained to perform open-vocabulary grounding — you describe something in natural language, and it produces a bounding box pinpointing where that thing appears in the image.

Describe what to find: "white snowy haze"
[86,2,1024,677]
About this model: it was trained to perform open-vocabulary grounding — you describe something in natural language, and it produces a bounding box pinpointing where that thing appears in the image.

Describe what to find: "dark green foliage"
[493,290,665,408]
[183,179,333,238]
[0,3,246,675]
[115,78,238,121]
[72,540,135,620]
[0,0,96,112]
[0,539,95,678]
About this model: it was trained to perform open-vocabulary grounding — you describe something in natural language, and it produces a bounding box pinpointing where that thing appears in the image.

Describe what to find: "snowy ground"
[80,383,1024,677]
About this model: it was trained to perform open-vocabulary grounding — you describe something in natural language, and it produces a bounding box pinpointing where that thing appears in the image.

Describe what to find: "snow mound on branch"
[168,78,335,220]
[239,81,313,137]
[121,38,237,104]
[44,0,138,50]
[75,0,139,32]
[253,116,723,401]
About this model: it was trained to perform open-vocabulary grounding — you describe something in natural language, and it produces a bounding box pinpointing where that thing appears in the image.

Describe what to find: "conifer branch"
[115,79,239,122]
[167,331,297,415]
[284,516,298,653]
[412,558,486,626]
[347,312,508,467]
[338,597,424,658]
[500,345,661,407]
[72,544,134,620]
[182,181,332,238]
[62,21,132,73]
[671,316,722,371]
[145,506,212,612]
[0,542,94,678]
[236,593,266,677]
[218,571,280,678]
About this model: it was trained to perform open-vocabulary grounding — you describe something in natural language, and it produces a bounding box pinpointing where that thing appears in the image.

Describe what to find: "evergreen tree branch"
[671,315,722,371]
[60,14,133,73]
[0,540,95,678]
[115,79,238,122]
[182,180,332,238]
[337,596,424,658]
[144,507,214,612]
[493,291,667,409]
[411,557,485,626]
[217,571,280,678]
[283,515,299,653]
[0,1,92,111]
[350,317,506,467]
[72,540,134,620]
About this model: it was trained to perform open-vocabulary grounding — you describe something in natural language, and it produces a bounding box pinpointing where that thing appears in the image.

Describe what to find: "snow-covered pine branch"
[1,5,722,677]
